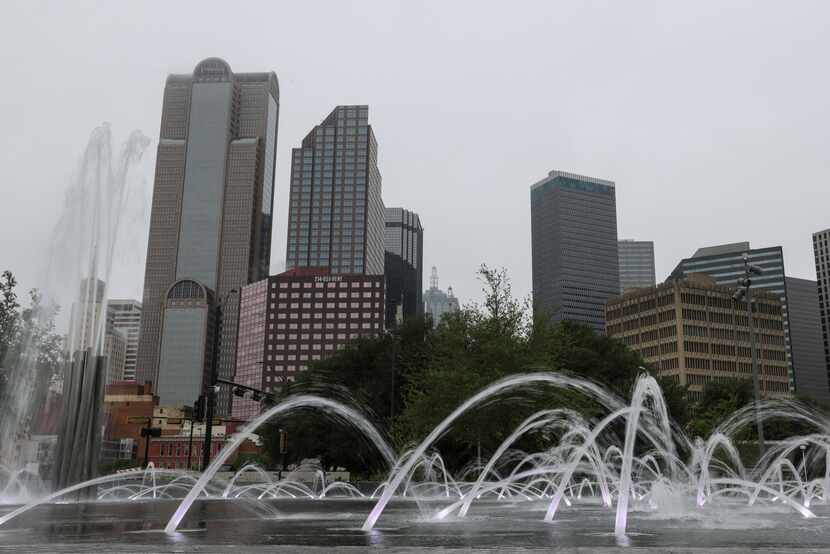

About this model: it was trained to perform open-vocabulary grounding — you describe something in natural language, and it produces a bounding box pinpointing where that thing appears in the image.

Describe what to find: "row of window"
[276,301,380,309]
[274,280,379,289]
[273,311,380,320]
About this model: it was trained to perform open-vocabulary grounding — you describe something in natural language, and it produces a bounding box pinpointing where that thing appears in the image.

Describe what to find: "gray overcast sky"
[1,1,829,308]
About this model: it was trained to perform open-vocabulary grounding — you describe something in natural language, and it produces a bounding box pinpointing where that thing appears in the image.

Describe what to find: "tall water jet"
[0,124,149,488]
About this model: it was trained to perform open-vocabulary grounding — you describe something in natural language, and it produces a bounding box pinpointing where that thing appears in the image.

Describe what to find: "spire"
[430,266,439,289]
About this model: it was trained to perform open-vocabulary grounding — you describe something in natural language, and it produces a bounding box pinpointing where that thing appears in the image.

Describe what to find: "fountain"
[0,124,149,499]
[2,371,830,550]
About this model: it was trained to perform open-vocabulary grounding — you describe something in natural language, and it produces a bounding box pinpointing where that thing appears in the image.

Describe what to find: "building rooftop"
[691,242,750,258]
[610,272,780,304]
[530,170,615,191]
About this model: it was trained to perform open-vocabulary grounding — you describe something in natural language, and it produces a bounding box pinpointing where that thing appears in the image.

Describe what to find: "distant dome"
[193,58,233,82]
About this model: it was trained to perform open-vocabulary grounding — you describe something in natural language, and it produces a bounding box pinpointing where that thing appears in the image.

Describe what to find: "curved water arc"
[165,394,395,534]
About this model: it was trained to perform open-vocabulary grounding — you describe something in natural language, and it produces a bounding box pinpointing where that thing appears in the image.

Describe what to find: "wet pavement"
[1,497,829,552]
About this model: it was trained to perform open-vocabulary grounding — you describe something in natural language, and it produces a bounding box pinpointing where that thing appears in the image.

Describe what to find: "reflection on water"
[1,498,829,550]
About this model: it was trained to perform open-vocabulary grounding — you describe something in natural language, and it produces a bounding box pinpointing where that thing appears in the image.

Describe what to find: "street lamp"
[800,444,807,479]
[732,253,765,457]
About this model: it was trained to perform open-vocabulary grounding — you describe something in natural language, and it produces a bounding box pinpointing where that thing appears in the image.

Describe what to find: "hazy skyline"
[2,1,829,312]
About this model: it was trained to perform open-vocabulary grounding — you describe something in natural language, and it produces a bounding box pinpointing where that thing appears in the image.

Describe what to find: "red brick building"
[233,267,385,420]
[104,381,158,466]
[145,421,261,470]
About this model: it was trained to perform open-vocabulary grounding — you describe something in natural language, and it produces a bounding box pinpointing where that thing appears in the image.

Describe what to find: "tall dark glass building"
[669,242,795,392]
[135,58,279,409]
[530,170,619,332]
[285,105,384,276]
[813,229,830,391]
[618,239,656,293]
[384,207,423,327]
[786,277,828,401]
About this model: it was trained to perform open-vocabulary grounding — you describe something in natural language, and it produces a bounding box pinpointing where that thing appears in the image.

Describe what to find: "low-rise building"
[606,273,790,402]
[146,421,261,471]
[103,381,158,466]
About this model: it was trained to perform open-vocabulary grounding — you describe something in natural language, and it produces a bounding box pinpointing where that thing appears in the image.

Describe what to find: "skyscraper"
[135,58,279,409]
[66,278,126,384]
[103,324,127,384]
[384,207,423,328]
[107,300,142,382]
[785,277,828,401]
[285,105,384,276]
[530,170,619,332]
[618,240,656,293]
[66,278,107,357]
[813,228,830,390]
[670,242,795,391]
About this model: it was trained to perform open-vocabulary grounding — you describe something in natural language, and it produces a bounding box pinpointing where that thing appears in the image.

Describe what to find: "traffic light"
[193,395,205,423]
[140,427,161,438]
[279,428,288,454]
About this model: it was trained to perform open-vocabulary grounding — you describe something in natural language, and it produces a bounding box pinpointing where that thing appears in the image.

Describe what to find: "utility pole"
[733,253,765,457]
[201,384,218,471]
[201,289,237,470]
[135,417,160,469]
[188,396,203,471]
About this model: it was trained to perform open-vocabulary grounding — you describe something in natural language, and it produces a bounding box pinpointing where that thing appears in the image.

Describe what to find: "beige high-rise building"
[135,58,280,410]
[103,327,127,384]
[606,273,790,402]
[107,300,142,382]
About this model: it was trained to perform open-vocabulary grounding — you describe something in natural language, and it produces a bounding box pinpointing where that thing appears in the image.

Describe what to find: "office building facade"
[669,242,794,391]
[285,105,384,276]
[135,58,279,409]
[103,325,127,384]
[66,278,107,356]
[530,170,620,332]
[384,207,423,328]
[232,268,385,421]
[785,277,829,401]
[107,300,142,381]
[813,229,830,391]
[606,274,790,402]
[619,240,656,293]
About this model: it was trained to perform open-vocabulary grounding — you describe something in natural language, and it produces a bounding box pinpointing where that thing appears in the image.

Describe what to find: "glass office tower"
[285,105,384,276]
[384,207,423,328]
[530,170,620,333]
[618,240,656,293]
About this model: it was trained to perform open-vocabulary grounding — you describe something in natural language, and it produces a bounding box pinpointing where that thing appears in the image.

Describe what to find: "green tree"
[688,378,753,438]
[657,376,691,428]
[259,318,433,475]
[0,270,20,365]
[13,289,64,377]
[529,317,645,396]
[394,265,649,469]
